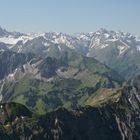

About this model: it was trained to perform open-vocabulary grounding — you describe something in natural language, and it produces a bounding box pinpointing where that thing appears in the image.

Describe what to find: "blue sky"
[0,0,140,35]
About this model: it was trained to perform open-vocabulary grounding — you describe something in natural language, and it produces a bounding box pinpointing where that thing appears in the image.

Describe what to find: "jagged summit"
[0,26,9,37]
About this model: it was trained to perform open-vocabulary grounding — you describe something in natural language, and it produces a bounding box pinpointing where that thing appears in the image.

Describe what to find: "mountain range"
[1,27,140,79]
[0,26,140,139]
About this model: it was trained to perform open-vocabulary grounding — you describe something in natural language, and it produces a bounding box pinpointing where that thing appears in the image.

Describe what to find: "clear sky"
[0,0,140,35]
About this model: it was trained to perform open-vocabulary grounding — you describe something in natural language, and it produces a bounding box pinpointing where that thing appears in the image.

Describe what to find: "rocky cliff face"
[0,51,34,80]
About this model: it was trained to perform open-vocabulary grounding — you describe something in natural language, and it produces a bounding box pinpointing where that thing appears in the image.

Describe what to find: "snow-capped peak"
[0,26,140,56]
[89,28,140,55]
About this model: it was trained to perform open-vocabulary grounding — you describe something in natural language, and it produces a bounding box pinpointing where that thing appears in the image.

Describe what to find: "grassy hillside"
[1,51,123,114]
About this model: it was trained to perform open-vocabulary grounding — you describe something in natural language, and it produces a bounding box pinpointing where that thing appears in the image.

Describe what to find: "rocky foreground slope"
[0,75,140,140]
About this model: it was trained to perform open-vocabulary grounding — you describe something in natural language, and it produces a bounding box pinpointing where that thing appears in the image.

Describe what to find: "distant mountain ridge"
[0,27,140,79]
[0,27,140,53]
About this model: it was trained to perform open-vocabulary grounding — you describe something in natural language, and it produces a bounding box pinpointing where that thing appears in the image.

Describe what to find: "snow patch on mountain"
[137,46,140,51]
[0,36,21,45]
[118,45,128,55]
[0,35,33,46]
[58,45,62,51]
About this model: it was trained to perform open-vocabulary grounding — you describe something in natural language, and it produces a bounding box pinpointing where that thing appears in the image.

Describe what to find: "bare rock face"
[0,51,34,80]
